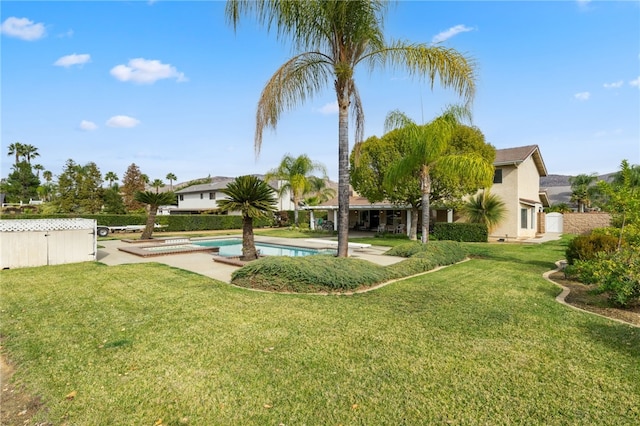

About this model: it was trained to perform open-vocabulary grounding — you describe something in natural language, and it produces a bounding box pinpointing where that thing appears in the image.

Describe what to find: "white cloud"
[106,115,140,128]
[0,17,46,41]
[54,53,91,68]
[431,24,474,44]
[630,76,640,88]
[315,101,338,115]
[79,120,97,131]
[574,91,591,101]
[110,58,187,84]
[603,80,623,89]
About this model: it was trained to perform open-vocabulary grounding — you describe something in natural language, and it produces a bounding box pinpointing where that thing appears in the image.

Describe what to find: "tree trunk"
[141,204,157,240]
[241,215,258,261]
[293,196,299,226]
[410,206,419,241]
[336,91,351,257]
[421,168,431,244]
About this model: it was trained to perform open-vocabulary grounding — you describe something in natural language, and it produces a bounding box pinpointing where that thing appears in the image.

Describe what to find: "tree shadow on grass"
[577,319,640,358]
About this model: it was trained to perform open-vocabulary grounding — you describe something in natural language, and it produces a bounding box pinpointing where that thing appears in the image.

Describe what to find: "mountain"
[540,172,616,205]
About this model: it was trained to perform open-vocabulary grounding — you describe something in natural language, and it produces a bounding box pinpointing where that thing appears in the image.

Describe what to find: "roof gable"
[494,145,547,176]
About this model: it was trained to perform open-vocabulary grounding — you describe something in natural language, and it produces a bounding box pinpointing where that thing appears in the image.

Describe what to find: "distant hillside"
[540,172,616,205]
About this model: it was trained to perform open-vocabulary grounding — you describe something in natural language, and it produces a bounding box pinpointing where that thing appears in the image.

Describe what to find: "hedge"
[0,213,272,232]
[432,222,488,242]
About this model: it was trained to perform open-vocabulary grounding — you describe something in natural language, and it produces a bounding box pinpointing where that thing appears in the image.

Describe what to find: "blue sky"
[2,0,639,185]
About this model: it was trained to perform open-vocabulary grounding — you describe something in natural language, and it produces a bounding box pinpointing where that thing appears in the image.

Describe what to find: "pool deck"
[97,235,405,283]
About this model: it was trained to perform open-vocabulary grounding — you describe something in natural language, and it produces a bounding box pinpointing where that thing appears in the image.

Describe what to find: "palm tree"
[33,164,44,179]
[265,154,327,226]
[226,0,476,256]
[134,191,176,240]
[42,170,53,183]
[104,171,119,188]
[150,179,165,194]
[384,106,494,243]
[7,142,25,165]
[461,190,507,233]
[569,173,598,212]
[304,176,336,206]
[22,144,39,164]
[166,173,177,191]
[217,175,277,261]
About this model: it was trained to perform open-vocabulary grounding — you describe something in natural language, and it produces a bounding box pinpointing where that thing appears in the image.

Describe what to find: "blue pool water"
[193,239,322,257]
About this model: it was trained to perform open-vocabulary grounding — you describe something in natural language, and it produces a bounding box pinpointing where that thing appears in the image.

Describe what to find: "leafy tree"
[150,179,165,193]
[103,183,126,214]
[384,106,494,243]
[217,175,277,260]
[265,154,328,226]
[104,171,119,188]
[546,203,572,213]
[54,159,103,213]
[226,0,476,256]
[597,160,640,250]
[461,190,506,233]
[4,161,40,203]
[7,142,25,165]
[121,163,146,212]
[134,191,176,240]
[166,172,177,191]
[569,173,598,212]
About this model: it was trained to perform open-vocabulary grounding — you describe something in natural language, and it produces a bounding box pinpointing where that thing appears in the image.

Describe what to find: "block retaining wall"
[563,212,611,235]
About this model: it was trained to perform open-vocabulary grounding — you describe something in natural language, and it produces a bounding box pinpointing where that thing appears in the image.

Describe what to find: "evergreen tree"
[4,161,40,203]
[103,183,126,214]
[121,163,146,212]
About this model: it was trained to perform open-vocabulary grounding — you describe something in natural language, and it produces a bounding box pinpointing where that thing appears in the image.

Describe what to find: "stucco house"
[490,145,549,240]
[306,144,550,240]
[172,176,295,214]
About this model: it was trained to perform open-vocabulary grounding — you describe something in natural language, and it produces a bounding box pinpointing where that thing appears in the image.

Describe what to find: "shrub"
[572,250,640,307]
[432,222,488,242]
[565,233,619,265]
[231,255,391,293]
[385,241,468,278]
[591,225,640,248]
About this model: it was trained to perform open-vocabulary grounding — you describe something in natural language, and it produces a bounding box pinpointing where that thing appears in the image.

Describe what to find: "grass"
[1,239,639,425]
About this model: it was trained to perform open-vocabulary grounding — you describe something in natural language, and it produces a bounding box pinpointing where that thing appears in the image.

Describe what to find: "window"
[200,193,204,199]
[209,192,214,200]
[530,208,536,230]
[521,208,528,229]
[493,169,503,184]
[179,195,184,201]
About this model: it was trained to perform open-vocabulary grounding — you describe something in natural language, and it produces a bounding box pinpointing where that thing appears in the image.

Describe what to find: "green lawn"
[1,240,639,425]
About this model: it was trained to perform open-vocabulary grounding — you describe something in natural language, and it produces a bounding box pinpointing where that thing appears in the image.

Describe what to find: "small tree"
[122,163,146,212]
[134,191,176,240]
[104,171,119,188]
[217,175,277,261]
[166,173,177,191]
[151,179,165,193]
[569,173,598,212]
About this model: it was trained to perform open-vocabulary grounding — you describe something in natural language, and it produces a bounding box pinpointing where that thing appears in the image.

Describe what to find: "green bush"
[565,233,619,265]
[591,225,640,248]
[386,241,468,278]
[432,222,488,242]
[572,250,640,307]
[231,255,391,292]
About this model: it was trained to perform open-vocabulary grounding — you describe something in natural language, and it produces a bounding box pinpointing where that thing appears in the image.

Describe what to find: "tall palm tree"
[33,164,44,179]
[265,154,328,226]
[151,179,165,194]
[217,175,277,261]
[461,190,507,234]
[384,106,494,243]
[42,170,53,183]
[22,144,39,164]
[166,173,177,191]
[7,142,25,165]
[134,191,176,240]
[104,171,119,188]
[226,0,476,256]
[569,173,598,212]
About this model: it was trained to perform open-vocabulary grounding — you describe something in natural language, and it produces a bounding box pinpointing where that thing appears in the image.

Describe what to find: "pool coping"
[118,243,220,257]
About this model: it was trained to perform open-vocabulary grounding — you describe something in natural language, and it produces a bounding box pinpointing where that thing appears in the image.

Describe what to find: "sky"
[1,0,639,186]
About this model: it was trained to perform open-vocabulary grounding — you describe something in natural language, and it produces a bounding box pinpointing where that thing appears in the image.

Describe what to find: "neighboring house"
[172,176,295,214]
[485,144,549,240]
[306,144,550,240]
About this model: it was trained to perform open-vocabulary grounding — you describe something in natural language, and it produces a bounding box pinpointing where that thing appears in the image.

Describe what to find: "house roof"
[494,145,548,177]
[175,179,234,194]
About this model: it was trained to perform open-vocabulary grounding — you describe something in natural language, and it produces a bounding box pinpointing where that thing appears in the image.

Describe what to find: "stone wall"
[563,212,611,235]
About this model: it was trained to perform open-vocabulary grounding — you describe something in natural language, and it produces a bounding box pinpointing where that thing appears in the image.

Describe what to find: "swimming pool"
[192,239,324,257]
